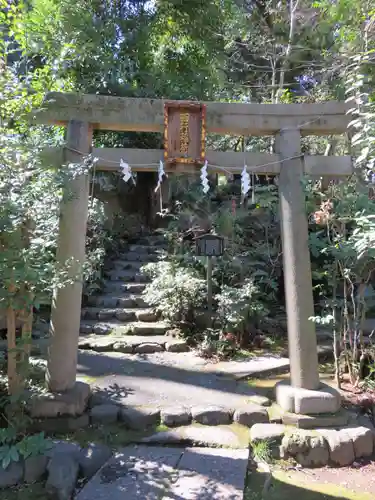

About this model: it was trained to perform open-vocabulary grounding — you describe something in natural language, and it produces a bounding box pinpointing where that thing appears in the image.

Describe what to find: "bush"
[142,261,206,328]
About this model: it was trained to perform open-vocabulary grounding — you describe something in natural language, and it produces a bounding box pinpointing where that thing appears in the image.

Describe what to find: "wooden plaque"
[195,234,224,257]
[163,101,206,166]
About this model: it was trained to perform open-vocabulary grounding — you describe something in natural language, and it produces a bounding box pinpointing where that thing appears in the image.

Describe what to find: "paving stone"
[280,431,329,467]
[161,407,192,426]
[24,455,48,483]
[166,447,248,500]
[117,297,135,308]
[113,342,134,353]
[46,452,79,500]
[0,462,23,488]
[247,395,272,407]
[141,425,248,449]
[80,338,116,352]
[46,440,81,460]
[98,309,116,320]
[134,342,164,354]
[317,429,355,466]
[79,443,112,480]
[120,406,160,430]
[192,406,232,425]
[75,446,183,500]
[233,404,269,427]
[93,324,112,335]
[165,340,190,353]
[344,426,374,459]
[282,409,349,429]
[31,414,90,433]
[90,404,119,424]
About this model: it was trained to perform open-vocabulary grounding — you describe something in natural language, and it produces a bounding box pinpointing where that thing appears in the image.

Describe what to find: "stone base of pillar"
[275,379,341,415]
[28,381,91,419]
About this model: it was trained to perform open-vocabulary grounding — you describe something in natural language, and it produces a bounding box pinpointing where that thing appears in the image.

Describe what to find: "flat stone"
[98,309,116,320]
[281,431,329,467]
[92,324,111,335]
[76,446,183,500]
[247,395,272,407]
[282,410,349,429]
[79,443,112,480]
[115,310,135,321]
[29,381,91,418]
[166,447,248,500]
[192,406,232,425]
[24,455,48,483]
[161,407,191,426]
[275,380,341,414]
[165,340,190,353]
[112,342,133,353]
[0,462,23,488]
[120,406,160,430]
[90,404,119,424]
[141,425,248,449]
[80,338,116,352]
[46,452,79,500]
[233,404,269,427]
[134,342,164,354]
[344,426,374,459]
[211,356,289,379]
[317,429,355,466]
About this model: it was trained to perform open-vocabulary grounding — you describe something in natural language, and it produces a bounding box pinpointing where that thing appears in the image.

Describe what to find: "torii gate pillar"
[275,129,341,415]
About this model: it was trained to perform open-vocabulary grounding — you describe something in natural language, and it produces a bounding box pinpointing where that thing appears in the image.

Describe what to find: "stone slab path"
[77,350,287,408]
[76,445,248,500]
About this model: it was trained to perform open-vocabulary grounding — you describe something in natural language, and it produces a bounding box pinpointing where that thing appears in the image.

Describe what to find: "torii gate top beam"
[34,92,351,136]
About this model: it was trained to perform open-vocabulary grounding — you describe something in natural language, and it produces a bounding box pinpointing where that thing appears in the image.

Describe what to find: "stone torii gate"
[36,93,352,416]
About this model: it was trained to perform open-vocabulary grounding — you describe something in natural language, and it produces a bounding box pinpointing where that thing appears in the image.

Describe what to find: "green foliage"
[142,261,206,327]
[0,430,51,470]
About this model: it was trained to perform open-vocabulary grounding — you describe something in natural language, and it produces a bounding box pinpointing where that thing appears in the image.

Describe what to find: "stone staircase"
[80,233,170,338]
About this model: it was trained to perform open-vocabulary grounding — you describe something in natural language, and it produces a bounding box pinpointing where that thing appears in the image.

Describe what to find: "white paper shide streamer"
[120,159,132,183]
[200,160,210,194]
[155,160,167,192]
[241,165,251,196]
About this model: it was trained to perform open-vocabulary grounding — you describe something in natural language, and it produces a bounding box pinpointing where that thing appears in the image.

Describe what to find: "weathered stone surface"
[134,343,164,354]
[89,390,113,408]
[115,310,135,321]
[165,341,190,353]
[167,447,248,500]
[317,429,355,466]
[79,338,115,352]
[275,380,341,415]
[79,443,112,480]
[46,453,79,500]
[0,462,23,488]
[282,410,348,429]
[31,414,90,433]
[112,342,133,353]
[46,440,81,460]
[141,425,248,449]
[250,423,286,458]
[75,447,183,500]
[24,455,48,483]
[135,310,158,322]
[120,406,160,430]
[247,395,272,407]
[281,432,329,467]
[90,404,119,424]
[92,324,111,335]
[161,407,191,427]
[344,426,373,459]
[233,404,269,427]
[98,309,116,320]
[192,406,231,426]
[29,381,91,418]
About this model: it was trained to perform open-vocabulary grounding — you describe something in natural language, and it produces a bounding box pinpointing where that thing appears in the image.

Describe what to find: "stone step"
[105,270,150,282]
[103,282,147,294]
[117,251,160,263]
[81,307,158,322]
[78,334,189,353]
[112,260,144,271]
[80,320,169,336]
[128,244,167,254]
[86,294,149,308]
